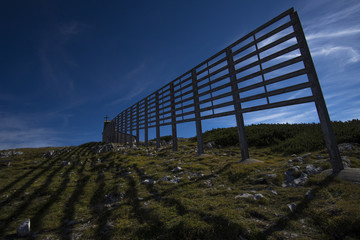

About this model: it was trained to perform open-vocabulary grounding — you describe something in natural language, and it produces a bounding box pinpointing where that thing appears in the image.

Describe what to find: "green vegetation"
[0,122,360,239]
[194,120,360,154]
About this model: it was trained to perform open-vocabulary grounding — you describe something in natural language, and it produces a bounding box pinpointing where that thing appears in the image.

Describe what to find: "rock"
[17,219,31,237]
[142,179,155,185]
[1,150,24,158]
[321,168,360,183]
[266,173,277,179]
[290,233,299,238]
[341,156,351,168]
[187,171,204,180]
[91,143,118,154]
[293,172,308,186]
[205,141,216,149]
[254,193,265,200]
[284,169,308,187]
[305,189,314,200]
[284,170,295,184]
[204,179,212,188]
[343,161,351,168]
[271,190,278,195]
[235,193,254,199]
[43,148,72,158]
[159,176,181,184]
[301,153,311,158]
[294,157,304,163]
[306,164,322,175]
[42,150,54,158]
[338,143,357,152]
[172,166,182,172]
[235,193,264,200]
[287,203,297,213]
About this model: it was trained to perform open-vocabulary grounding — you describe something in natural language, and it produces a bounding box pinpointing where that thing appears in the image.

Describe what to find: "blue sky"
[0,0,359,150]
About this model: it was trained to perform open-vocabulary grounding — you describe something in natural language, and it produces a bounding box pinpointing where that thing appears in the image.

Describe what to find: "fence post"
[121,112,125,144]
[125,109,128,145]
[170,82,178,151]
[116,115,120,143]
[226,48,250,160]
[291,12,343,173]
[145,98,149,147]
[136,102,140,146]
[156,92,160,149]
[130,107,133,148]
[191,69,204,155]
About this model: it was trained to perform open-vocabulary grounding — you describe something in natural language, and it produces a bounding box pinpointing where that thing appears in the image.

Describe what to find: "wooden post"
[136,103,140,146]
[130,107,133,148]
[125,109,128,145]
[191,69,204,155]
[226,48,250,160]
[145,98,149,147]
[120,112,124,144]
[291,11,343,173]
[170,83,178,151]
[156,92,160,149]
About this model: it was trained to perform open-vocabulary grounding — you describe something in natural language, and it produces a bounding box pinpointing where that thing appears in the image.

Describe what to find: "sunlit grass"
[0,132,359,239]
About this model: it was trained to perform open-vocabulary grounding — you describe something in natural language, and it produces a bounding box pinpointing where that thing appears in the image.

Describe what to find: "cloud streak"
[0,114,60,150]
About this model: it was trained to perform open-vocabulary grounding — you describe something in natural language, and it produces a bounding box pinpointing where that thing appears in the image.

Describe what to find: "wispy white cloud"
[307,28,360,40]
[299,0,360,72]
[109,85,147,106]
[0,114,60,150]
[108,63,149,105]
[311,46,360,65]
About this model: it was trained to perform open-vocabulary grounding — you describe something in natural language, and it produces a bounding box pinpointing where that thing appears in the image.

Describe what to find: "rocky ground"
[0,141,359,239]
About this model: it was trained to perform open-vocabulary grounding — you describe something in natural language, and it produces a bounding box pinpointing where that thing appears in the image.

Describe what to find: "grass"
[194,120,360,155]
[0,128,360,239]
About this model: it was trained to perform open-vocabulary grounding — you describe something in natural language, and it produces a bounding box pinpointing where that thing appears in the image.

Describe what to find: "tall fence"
[106,8,343,173]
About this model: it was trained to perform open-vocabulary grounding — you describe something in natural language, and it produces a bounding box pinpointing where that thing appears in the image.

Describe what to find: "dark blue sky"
[1,0,359,149]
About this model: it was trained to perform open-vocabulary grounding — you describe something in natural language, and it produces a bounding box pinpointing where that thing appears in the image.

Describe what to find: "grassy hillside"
[1,123,360,239]
[194,120,360,154]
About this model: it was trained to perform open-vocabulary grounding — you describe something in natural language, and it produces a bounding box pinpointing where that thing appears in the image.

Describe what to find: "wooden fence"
[108,8,343,173]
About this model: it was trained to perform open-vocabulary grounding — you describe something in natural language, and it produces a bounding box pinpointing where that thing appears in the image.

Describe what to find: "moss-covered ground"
[0,140,359,239]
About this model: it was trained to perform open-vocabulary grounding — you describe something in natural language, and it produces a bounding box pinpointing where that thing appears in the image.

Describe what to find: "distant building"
[102,121,136,143]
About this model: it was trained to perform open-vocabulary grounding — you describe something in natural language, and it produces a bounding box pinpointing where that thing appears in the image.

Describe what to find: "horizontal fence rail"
[104,8,343,173]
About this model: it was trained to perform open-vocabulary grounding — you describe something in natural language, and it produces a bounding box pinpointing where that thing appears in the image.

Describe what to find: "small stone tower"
[102,120,116,143]
[102,119,137,144]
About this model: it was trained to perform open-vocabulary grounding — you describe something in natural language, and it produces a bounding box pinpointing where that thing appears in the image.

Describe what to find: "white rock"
[235,193,254,199]
[142,179,155,185]
[17,219,30,237]
[306,164,320,175]
[172,166,182,172]
[254,193,264,200]
[287,203,296,213]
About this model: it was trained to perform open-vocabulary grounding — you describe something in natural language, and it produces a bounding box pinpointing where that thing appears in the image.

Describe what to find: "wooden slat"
[238,68,307,93]
[200,100,234,112]
[198,82,232,98]
[239,82,312,103]
[199,91,233,105]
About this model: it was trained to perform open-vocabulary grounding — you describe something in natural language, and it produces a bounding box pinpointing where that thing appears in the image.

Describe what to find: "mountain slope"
[1,136,360,239]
